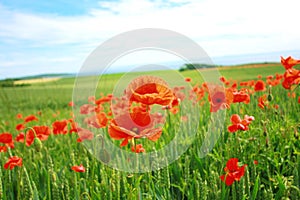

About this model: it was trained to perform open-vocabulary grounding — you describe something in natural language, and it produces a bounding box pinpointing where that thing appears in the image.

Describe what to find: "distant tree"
[179,63,217,71]
[0,79,30,87]
[0,79,14,87]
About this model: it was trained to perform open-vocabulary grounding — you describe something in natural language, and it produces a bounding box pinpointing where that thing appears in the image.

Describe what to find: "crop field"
[0,61,299,200]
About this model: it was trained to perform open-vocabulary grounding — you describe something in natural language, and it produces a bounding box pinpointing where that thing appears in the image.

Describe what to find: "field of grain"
[0,62,299,200]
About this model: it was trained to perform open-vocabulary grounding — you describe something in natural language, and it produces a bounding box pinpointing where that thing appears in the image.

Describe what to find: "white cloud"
[0,0,300,77]
[1,0,299,48]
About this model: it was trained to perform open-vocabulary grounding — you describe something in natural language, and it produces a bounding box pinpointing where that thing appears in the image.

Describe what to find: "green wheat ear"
[23,167,33,200]
[60,170,70,200]
[52,181,60,200]
[32,180,40,200]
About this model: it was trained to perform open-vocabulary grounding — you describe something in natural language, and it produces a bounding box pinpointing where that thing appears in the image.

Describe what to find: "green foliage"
[0,64,299,199]
[179,63,217,71]
[0,79,15,87]
[0,79,30,87]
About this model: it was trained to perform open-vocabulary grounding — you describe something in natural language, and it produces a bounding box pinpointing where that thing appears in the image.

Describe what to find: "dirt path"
[197,63,281,72]
[14,77,61,85]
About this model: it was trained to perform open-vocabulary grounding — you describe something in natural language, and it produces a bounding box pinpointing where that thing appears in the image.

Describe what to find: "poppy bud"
[33,137,43,152]
[263,131,267,137]
[267,94,273,101]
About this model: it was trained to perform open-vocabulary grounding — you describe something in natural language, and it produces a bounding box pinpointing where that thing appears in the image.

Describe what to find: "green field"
[0,63,285,117]
[0,63,299,199]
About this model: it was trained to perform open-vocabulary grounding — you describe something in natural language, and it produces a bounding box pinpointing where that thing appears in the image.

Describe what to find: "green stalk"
[17,166,23,200]
[250,176,260,200]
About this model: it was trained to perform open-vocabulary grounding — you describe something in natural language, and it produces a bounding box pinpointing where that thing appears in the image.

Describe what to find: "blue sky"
[1,0,300,78]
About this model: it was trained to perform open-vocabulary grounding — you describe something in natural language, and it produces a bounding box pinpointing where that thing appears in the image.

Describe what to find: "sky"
[1,0,300,78]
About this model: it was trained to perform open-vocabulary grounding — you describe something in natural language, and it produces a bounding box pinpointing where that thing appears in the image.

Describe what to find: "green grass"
[0,63,299,199]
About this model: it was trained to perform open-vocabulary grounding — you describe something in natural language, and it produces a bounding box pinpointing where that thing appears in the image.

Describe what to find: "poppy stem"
[291,83,300,93]
[7,147,13,157]
[130,138,136,150]
[167,109,171,128]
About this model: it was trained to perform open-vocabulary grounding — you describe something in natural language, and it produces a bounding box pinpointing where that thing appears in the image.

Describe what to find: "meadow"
[0,61,299,200]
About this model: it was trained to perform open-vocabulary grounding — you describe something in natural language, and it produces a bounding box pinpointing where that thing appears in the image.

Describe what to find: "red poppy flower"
[52,120,68,135]
[281,56,300,70]
[253,160,258,165]
[16,113,23,119]
[16,123,25,131]
[192,84,206,102]
[84,112,108,129]
[80,104,95,114]
[68,101,74,107]
[210,91,226,112]
[15,132,25,143]
[0,146,7,152]
[95,95,113,105]
[220,158,247,186]
[258,94,268,109]
[125,75,174,106]
[207,84,233,112]
[0,132,14,149]
[24,115,38,123]
[267,77,281,87]
[108,109,162,147]
[71,164,85,172]
[232,90,250,104]
[248,80,255,87]
[298,97,300,104]
[231,82,238,89]
[69,119,79,133]
[276,73,283,80]
[131,144,145,153]
[254,80,266,92]
[0,132,13,144]
[282,68,300,89]
[26,126,51,146]
[219,76,227,83]
[228,114,254,133]
[77,128,94,142]
[4,156,23,170]
[185,77,192,82]
[169,107,179,114]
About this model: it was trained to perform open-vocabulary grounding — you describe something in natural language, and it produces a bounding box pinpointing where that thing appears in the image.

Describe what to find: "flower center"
[216,98,223,103]
[131,127,139,134]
